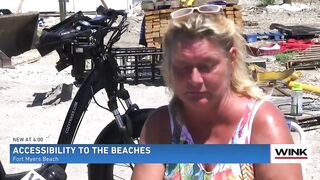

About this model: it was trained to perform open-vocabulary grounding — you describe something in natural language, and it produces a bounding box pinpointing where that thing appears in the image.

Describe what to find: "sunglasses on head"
[170,5,222,19]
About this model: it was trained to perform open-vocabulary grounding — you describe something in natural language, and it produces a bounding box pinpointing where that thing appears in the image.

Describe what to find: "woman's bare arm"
[131,106,171,180]
[251,101,303,180]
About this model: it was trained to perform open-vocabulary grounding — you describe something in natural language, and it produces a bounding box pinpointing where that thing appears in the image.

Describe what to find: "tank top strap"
[247,98,266,143]
[167,105,182,144]
[231,98,266,144]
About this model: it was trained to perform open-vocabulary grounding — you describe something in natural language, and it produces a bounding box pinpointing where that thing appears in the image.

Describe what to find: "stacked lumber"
[223,4,243,30]
[144,9,174,48]
[144,4,244,48]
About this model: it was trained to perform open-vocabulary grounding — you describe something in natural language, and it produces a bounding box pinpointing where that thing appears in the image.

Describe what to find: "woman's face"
[171,38,233,109]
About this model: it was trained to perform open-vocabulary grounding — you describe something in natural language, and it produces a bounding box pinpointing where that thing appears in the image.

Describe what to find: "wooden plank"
[226,6,234,11]
[145,20,153,24]
[152,32,160,38]
[225,11,234,15]
[145,33,153,39]
[155,43,161,49]
[160,9,174,14]
[152,20,160,24]
[160,19,169,24]
[146,38,154,43]
[154,37,162,42]
[153,18,160,22]
[290,56,320,61]
[289,64,320,70]
[154,43,162,48]
[293,54,320,58]
[153,27,160,31]
[300,49,320,53]
[153,24,160,29]
[144,11,153,16]
[147,42,155,48]
[159,14,170,19]
[145,28,153,33]
[153,14,160,18]
[145,24,153,29]
[234,11,242,18]
[233,5,241,10]
[287,61,320,68]
[285,111,320,121]
[160,27,168,32]
[152,10,160,15]
[145,15,155,21]
[227,14,235,19]
[145,25,153,30]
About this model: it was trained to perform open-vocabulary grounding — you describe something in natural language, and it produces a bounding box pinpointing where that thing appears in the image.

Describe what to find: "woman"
[132,5,302,180]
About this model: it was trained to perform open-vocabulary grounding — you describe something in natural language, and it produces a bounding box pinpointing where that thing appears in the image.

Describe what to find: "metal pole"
[100,0,108,8]
[59,0,67,21]
[16,0,25,14]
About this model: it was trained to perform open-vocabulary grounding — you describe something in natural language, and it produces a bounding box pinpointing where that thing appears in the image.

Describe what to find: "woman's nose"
[190,67,204,84]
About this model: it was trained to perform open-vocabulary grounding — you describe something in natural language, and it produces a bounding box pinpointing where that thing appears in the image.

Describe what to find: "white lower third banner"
[270,144,311,163]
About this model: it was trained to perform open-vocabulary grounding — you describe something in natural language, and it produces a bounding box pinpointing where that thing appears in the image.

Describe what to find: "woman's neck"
[182,92,248,125]
[179,93,251,144]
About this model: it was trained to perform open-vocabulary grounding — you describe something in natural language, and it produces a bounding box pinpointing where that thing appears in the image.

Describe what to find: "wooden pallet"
[286,44,320,69]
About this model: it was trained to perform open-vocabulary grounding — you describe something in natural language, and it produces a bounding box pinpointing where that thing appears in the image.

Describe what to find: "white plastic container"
[290,82,303,116]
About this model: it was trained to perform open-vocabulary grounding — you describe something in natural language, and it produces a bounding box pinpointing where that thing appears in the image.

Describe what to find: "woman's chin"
[187,98,209,107]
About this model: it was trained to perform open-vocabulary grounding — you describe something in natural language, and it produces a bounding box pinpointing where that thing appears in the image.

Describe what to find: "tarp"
[0,12,39,57]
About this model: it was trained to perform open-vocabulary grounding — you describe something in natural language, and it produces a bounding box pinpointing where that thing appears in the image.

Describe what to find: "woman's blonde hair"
[162,13,263,99]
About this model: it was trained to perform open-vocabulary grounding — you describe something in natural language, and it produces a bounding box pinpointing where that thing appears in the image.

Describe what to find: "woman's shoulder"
[140,105,171,144]
[251,100,294,144]
[147,105,170,126]
[150,105,170,118]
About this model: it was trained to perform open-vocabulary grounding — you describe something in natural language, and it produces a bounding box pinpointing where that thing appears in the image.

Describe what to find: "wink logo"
[271,144,311,163]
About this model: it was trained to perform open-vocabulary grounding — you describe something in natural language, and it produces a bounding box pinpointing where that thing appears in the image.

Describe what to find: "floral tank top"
[165,99,264,180]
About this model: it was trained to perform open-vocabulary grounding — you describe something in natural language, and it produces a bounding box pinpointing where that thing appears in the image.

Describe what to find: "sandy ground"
[1,2,320,179]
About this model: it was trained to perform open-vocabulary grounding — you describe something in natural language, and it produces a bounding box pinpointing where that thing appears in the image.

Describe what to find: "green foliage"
[275,51,298,62]
[260,0,276,6]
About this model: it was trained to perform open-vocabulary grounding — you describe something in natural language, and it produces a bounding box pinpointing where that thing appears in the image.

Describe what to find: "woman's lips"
[185,91,209,97]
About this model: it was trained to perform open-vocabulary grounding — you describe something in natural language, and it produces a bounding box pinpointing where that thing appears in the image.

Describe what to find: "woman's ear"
[229,47,237,61]
[229,47,237,66]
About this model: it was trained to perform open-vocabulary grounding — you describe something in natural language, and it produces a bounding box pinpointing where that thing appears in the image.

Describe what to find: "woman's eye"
[173,65,191,76]
[174,65,189,72]
[198,64,214,73]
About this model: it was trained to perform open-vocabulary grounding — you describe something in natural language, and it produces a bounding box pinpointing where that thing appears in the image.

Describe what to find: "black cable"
[118,97,126,111]
[90,86,110,111]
